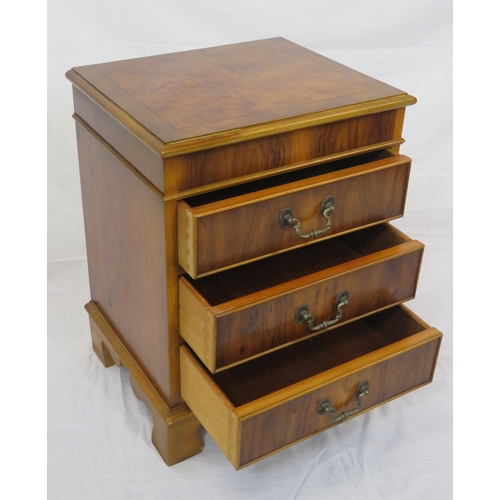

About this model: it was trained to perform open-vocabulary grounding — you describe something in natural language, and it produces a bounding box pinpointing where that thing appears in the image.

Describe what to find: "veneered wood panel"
[181,156,411,277]
[73,87,164,191]
[170,110,400,193]
[70,38,412,145]
[179,227,424,371]
[215,245,423,369]
[388,107,406,154]
[238,337,440,466]
[180,306,442,469]
[76,122,176,405]
[68,38,430,470]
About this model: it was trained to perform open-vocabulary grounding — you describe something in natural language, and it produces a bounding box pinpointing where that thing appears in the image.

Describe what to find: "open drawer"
[177,150,411,278]
[179,223,424,372]
[180,305,442,470]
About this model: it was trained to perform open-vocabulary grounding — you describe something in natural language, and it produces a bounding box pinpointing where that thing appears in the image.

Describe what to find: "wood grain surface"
[72,86,165,191]
[168,110,401,193]
[68,38,434,470]
[76,122,178,405]
[180,306,442,469]
[69,38,413,146]
[238,336,440,466]
[178,152,411,277]
[179,224,424,371]
[87,302,203,465]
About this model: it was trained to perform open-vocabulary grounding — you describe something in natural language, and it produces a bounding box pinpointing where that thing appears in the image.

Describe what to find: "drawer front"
[179,225,423,372]
[171,109,405,194]
[238,337,439,466]
[178,153,411,278]
[180,306,442,469]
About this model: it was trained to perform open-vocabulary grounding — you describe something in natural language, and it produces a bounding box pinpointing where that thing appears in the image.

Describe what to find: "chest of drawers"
[66,37,442,470]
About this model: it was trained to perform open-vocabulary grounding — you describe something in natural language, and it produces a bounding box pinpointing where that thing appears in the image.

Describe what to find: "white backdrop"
[48,1,452,498]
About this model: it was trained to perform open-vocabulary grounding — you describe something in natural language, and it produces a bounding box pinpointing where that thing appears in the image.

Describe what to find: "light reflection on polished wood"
[178,153,412,277]
[66,38,441,470]
[180,305,442,469]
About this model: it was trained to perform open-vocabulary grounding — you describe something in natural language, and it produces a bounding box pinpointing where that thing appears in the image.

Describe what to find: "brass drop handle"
[295,290,349,332]
[317,380,370,423]
[279,195,335,239]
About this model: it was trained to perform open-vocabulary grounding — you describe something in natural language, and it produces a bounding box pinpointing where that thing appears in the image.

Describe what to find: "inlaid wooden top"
[67,38,415,154]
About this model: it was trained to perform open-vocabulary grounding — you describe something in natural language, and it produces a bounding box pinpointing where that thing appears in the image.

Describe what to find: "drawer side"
[180,346,240,467]
[177,201,197,278]
[179,278,218,372]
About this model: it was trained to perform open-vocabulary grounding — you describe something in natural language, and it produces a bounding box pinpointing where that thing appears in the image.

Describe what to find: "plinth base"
[85,301,204,466]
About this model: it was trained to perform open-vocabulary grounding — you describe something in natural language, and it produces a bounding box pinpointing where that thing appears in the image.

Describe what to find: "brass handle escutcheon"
[317,380,370,423]
[279,195,335,239]
[295,290,349,332]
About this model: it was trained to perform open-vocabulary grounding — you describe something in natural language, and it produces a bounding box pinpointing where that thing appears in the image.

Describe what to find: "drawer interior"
[183,150,394,208]
[210,306,427,407]
[184,223,409,306]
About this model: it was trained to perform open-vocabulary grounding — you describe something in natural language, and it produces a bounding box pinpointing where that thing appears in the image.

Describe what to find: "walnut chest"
[66,37,442,470]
